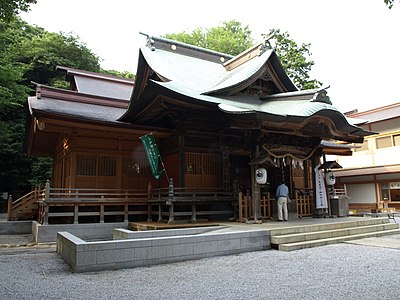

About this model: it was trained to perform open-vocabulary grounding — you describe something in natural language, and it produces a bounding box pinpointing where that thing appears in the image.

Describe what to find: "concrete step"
[270,217,390,236]
[271,223,399,244]
[278,228,400,251]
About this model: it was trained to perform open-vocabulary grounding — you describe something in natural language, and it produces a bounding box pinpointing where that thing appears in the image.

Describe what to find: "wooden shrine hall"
[11,35,373,225]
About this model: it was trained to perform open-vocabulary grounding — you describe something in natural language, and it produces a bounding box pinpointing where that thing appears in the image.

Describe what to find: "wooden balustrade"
[149,179,235,223]
[38,187,150,224]
[296,188,313,217]
[8,188,43,221]
[238,191,270,223]
[31,178,235,224]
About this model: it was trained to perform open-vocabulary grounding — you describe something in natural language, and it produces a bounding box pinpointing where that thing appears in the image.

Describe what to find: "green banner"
[139,133,165,180]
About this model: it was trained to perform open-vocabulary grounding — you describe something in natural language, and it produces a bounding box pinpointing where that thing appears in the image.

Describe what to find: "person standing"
[276,180,290,222]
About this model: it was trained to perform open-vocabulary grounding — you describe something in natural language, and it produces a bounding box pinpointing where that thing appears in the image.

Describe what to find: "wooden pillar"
[44,180,50,201]
[74,204,79,224]
[251,145,261,222]
[178,128,185,187]
[7,195,12,221]
[167,178,174,224]
[158,203,163,222]
[157,188,163,222]
[191,189,197,223]
[44,180,50,224]
[124,204,129,222]
[147,182,152,222]
[238,191,243,222]
[100,203,104,223]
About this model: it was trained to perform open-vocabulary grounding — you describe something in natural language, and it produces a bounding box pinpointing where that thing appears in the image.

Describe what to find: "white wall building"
[327,102,400,212]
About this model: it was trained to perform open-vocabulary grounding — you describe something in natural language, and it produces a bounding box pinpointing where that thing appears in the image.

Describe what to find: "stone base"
[32,221,128,243]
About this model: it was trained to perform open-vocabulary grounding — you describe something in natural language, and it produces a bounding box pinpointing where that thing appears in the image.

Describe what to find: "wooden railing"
[238,191,271,223]
[37,184,151,224]
[296,188,313,217]
[7,188,43,221]
[150,179,234,223]
[31,179,236,224]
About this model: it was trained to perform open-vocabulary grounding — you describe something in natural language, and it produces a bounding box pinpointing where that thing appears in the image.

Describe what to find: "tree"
[101,69,135,79]
[384,0,395,9]
[0,0,37,22]
[165,20,320,90]
[267,29,321,90]
[0,18,102,199]
[165,20,254,56]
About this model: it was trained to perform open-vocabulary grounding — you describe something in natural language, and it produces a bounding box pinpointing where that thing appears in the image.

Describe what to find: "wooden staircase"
[7,189,42,221]
[270,217,400,251]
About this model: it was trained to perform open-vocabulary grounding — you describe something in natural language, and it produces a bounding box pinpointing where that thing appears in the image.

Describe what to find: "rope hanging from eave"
[262,144,318,162]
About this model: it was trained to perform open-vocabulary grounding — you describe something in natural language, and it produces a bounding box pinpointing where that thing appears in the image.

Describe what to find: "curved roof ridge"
[140,33,232,61]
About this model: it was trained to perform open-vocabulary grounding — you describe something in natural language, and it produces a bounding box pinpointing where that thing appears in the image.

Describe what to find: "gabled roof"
[114,35,372,143]
[56,66,134,101]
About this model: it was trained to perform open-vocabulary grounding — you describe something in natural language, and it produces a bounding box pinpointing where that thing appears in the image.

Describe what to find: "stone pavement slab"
[344,234,400,249]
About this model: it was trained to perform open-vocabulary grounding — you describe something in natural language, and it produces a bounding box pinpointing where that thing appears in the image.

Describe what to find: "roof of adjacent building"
[56,66,135,101]
[345,102,400,124]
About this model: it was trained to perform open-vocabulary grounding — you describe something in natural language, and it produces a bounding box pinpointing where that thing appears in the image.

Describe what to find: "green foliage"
[0,17,102,197]
[165,20,254,56]
[384,0,395,9]
[267,29,321,90]
[0,0,37,22]
[101,69,135,79]
[12,31,101,86]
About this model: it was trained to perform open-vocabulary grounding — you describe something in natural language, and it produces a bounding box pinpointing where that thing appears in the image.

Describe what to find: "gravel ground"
[1,240,400,300]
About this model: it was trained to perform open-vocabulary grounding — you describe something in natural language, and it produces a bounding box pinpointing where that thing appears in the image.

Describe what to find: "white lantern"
[325,171,336,185]
[256,168,267,184]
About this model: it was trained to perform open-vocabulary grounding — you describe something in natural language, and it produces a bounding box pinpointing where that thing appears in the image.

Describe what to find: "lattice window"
[185,153,202,174]
[122,157,137,176]
[77,155,96,176]
[98,156,116,176]
[122,156,151,177]
[185,153,220,175]
[139,155,151,177]
[202,154,219,175]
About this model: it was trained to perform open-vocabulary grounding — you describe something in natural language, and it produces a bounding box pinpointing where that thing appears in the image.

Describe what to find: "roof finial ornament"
[260,30,276,54]
[312,86,332,105]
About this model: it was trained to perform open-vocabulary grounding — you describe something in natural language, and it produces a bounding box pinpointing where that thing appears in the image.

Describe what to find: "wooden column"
[74,204,79,224]
[178,125,185,187]
[251,145,261,222]
[147,182,152,222]
[44,180,50,224]
[7,195,12,221]
[191,189,197,223]
[167,178,174,224]
[100,203,104,223]
[124,204,129,222]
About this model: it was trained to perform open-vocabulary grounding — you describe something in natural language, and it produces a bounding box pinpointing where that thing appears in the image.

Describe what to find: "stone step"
[277,228,400,251]
[269,217,390,236]
[271,223,399,244]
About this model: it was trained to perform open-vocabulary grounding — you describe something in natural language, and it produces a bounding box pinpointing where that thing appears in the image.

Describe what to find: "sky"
[20,0,400,113]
